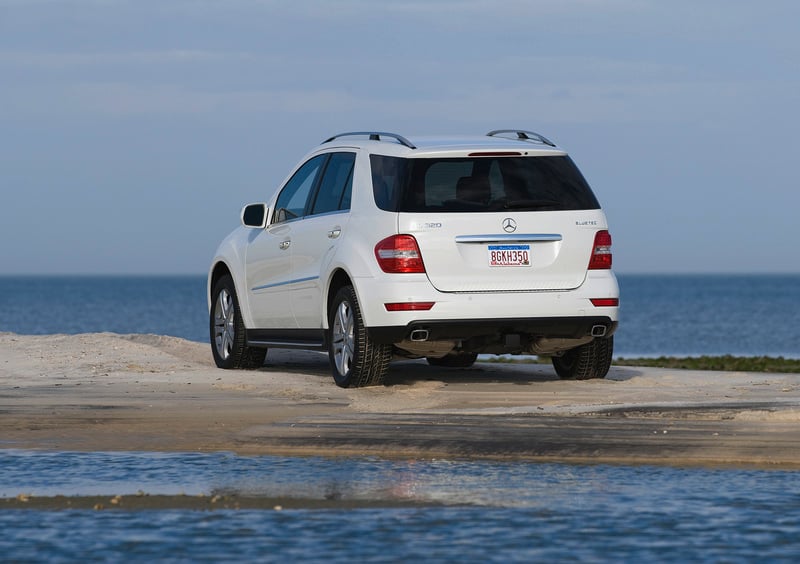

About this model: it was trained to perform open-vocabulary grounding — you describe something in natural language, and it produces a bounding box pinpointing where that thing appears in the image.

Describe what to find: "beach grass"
[612,355,800,373]
[483,355,800,373]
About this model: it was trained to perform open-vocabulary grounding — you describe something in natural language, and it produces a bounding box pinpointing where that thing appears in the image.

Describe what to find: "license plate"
[488,244,531,267]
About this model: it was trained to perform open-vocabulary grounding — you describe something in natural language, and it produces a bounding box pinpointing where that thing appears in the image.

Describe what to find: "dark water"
[2,451,800,562]
[617,274,800,358]
[0,274,798,357]
[0,275,208,342]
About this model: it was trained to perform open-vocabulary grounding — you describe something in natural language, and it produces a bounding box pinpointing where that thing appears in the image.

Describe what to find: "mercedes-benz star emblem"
[502,218,517,233]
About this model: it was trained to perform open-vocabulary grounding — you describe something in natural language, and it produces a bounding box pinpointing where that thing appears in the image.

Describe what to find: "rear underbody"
[370,316,618,357]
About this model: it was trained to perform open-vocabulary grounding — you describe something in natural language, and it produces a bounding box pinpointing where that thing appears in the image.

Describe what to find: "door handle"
[279,240,291,250]
[327,228,341,239]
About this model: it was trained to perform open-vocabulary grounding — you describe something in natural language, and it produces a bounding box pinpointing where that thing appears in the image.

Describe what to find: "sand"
[2,332,799,468]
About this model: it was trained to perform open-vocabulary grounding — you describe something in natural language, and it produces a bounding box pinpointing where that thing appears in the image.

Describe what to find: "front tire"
[210,275,267,369]
[329,285,391,388]
[552,336,613,380]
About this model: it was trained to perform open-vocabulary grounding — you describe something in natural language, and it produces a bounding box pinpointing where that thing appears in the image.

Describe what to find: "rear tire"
[329,285,391,388]
[210,275,267,369]
[426,352,479,368]
[552,336,613,380]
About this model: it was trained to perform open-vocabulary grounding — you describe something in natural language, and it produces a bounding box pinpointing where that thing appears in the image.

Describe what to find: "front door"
[245,154,327,329]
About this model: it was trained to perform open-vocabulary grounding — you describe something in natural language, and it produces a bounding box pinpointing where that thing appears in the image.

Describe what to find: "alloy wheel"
[213,288,235,361]
[332,299,355,376]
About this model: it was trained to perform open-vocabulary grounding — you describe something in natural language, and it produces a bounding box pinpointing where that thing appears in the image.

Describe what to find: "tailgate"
[401,211,605,292]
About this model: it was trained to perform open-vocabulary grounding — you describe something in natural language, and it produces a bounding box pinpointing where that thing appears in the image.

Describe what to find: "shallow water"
[2,450,800,562]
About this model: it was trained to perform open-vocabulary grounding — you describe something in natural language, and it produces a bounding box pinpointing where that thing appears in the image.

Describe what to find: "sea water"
[0,273,799,357]
[617,274,800,358]
[2,451,800,562]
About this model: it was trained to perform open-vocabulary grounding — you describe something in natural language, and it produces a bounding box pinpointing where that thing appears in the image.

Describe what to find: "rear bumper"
[368,317,618,344]
[355,270,619,345]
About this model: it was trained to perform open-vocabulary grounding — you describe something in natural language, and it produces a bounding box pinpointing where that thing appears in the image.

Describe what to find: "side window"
[370,154,405,211]
[272,155,326,223]
[310,152,355,215]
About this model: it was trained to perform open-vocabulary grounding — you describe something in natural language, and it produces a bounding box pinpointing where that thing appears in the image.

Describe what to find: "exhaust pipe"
[591,325,607,337]
[409,329,429,342]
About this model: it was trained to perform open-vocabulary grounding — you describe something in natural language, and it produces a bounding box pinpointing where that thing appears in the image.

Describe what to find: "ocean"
[1,274,799,561]
[0,273,798,358]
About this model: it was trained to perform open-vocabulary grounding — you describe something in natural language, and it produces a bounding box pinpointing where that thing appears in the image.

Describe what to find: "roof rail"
[487,129,556,147]
[323,131,416,149]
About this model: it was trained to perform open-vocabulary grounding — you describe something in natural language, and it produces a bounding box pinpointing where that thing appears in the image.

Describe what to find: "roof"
[320,130,567,157]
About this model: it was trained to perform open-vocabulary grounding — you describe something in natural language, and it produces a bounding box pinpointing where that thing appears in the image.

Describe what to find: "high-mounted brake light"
[375,235,426,273]
[588,230,612,270]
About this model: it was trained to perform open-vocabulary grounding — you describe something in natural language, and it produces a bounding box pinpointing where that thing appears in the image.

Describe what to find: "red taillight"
[375,235,426,273]
[384,302,435,311]
[590,298,619,307]
[588,230,612,270]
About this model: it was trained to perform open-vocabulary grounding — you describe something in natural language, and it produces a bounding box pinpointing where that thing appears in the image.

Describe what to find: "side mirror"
[241,203,268,228]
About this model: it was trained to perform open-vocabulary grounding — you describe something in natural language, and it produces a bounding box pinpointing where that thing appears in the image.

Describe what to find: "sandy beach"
[2,332,799,468]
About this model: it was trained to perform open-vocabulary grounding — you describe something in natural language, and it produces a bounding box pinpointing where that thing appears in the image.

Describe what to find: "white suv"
[208,130,619,387]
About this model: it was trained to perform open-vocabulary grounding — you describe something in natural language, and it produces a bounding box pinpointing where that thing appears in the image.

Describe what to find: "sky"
[1,0,798,275]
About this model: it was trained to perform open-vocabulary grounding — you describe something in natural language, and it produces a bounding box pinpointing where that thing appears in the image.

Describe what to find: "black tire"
[210,275,267,369]
[328,285,391,388]
[426,352,479,368]
[552,336,613,380]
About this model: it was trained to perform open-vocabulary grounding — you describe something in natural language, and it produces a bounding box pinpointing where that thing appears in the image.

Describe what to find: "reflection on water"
[0,450,613,507]
[2,450,800,561]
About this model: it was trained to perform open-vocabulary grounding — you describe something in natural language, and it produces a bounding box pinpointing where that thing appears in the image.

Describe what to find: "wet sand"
[2,332,799,469]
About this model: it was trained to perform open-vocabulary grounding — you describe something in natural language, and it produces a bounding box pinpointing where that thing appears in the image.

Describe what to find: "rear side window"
[370,155,600,212]
[310,152,355,215]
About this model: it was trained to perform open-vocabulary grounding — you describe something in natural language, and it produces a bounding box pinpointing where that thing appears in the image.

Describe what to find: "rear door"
[395,154,604,292]
[290,152,355,328]
[402,211,601,292]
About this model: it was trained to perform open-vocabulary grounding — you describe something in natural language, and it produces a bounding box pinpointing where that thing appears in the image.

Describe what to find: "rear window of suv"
[370,155,600,212]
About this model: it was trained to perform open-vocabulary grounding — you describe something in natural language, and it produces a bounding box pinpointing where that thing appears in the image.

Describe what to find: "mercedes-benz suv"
[208,130,619,387]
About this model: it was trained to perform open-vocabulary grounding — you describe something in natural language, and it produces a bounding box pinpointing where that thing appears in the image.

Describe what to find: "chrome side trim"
[455,234,562,244]
[251,276,319,292]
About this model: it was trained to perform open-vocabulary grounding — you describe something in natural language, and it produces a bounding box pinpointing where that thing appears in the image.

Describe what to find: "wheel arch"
[208,262,232,307]
[324,268,354,329]
[208,260,256,330]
